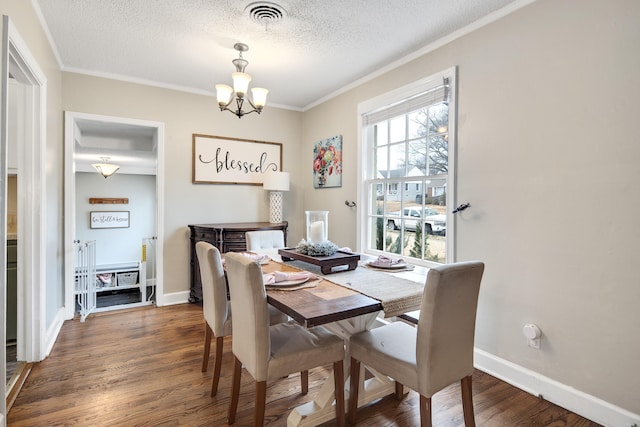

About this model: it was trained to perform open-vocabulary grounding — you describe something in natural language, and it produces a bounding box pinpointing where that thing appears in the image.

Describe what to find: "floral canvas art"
[313,135,342,188]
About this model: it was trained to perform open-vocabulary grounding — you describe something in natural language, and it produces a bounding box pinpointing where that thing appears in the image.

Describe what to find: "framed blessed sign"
[192,134,283,185]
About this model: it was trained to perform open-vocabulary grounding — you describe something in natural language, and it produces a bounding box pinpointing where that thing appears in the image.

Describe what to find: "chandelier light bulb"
[251,87,269,108]
[232,72,251,97]
[215,84,233,106]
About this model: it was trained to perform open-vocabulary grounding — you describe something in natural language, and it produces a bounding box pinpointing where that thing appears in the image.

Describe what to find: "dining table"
[258,251,428,427]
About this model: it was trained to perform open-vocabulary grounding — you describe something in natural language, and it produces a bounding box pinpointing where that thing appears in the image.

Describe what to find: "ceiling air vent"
[245,2,287,27]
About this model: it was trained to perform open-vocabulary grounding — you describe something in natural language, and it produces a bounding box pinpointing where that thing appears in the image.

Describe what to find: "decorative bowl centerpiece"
[279,245,360,275]
[296,239,339,257]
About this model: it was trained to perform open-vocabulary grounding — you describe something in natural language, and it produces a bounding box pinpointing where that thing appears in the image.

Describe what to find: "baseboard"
[43,306,66,359]
[474,348,640,427]
[159,290,191,306]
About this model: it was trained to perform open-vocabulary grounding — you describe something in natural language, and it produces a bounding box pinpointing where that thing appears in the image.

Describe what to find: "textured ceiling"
[35,0,521,111]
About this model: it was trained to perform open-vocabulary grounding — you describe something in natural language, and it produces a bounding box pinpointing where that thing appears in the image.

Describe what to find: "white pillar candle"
[309,221,325,243]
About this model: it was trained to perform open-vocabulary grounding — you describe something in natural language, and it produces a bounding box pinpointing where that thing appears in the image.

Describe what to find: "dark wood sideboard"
[188,222,288,302]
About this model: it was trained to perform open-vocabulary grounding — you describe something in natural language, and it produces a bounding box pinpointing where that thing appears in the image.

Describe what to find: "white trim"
[63,112,76,319]
[446,68,458,263]
[58,66,302,113]
[29,0,63,69]
[64,66,214,96]
[1,16,9,421]
[160,291,190,307]
[474,348,640,427]
[154,122,166,306]
[44,307,66,357]
[1,14,48,422]
[4,16,48,363]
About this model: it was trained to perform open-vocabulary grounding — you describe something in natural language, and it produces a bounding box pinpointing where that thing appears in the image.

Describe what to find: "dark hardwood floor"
[8,304,602,426]
[6,341,18,383]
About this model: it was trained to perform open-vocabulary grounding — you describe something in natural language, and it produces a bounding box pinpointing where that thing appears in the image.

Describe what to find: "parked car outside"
[387,206,446,235]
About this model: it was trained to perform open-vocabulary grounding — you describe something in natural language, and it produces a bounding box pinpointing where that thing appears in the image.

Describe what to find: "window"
[358,68,456,265]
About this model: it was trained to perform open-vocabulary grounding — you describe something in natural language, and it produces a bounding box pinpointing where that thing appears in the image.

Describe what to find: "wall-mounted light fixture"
[215,43,268,119]
[263,171,289,223]
[92,157,120,178]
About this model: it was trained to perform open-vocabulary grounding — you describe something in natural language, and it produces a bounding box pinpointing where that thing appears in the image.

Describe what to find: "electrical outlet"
[523,324,542,349]
[527,337,540,349]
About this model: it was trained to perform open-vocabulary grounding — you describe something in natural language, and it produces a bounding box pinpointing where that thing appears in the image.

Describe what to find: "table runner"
[283,260,424,318]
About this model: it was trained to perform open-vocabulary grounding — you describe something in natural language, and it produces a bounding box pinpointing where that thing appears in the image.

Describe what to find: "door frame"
[1,14,48,422]
[63,111,165,319]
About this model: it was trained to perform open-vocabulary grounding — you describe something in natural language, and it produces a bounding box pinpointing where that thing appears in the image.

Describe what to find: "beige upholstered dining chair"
[348,261,485,427]
[224,252,346,427]
[245,230,285,252]
[195,242,289,397]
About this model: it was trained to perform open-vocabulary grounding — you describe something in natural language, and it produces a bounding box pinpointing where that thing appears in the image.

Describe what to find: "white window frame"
[356,67,457,265]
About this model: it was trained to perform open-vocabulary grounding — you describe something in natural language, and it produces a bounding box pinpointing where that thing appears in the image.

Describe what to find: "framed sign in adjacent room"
[90,211,130,229]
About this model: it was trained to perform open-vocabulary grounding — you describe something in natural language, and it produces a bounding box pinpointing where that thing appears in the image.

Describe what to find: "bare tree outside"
[406,104,449,176]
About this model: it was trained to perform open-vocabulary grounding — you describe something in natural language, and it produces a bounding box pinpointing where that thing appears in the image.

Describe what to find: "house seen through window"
[360,69,456,265]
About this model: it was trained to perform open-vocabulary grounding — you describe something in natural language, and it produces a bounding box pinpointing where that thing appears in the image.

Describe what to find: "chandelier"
[215,43,268,118]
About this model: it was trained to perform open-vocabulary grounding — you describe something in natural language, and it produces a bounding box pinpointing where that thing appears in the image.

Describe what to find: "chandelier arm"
[218,95,263,118]
[246,97,262,113]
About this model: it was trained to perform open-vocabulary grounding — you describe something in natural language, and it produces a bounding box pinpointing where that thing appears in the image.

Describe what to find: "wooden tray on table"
[278,248,360,274]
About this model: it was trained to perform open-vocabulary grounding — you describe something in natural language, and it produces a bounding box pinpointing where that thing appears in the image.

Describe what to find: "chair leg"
[254,381,267,427]
[348,357,360,425]
[395,381,404,400]
[419,395,432,427]
[301,370,309,395]
[333,360,345,427]
[201,323,212,372]
[461,375,476,427]
[227,356,242,425]
[211,336,224,397]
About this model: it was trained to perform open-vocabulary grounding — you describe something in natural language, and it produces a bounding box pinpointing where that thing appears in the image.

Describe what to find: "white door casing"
[1,14,48,424]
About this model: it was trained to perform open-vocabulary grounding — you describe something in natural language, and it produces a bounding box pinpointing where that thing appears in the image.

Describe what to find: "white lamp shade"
[232,72,251,97]
[263,171,290,191]
[251,87,269,108]
[215,84,233,106]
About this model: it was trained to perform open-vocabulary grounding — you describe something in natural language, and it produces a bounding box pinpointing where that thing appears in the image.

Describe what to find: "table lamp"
[263,171,290,223]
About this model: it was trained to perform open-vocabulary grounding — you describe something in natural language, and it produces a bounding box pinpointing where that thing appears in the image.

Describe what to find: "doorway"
[1,15,48,419]
[64,112,165,319]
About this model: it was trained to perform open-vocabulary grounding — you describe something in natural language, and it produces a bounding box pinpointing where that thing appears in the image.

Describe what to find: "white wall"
[75,172,155,266]
[302,0,640,422]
